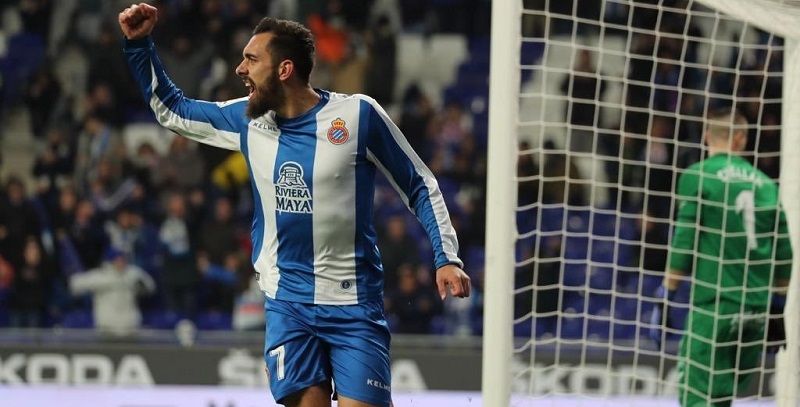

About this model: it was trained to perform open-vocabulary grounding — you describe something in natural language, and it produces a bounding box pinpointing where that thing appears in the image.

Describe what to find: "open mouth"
[244,80,254,97]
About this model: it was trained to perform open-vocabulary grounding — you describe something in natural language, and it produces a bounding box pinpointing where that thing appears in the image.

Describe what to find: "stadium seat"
[586,318,610,340]
[561,263,587,287]
[122,122,175,156]
[428,34,468,88]
[587,293,611,315]
[142,310,182,330]
[0,33,45,107]
[612,322,636,340]
[559,314,584,339]
[613,297,639,321]
[60,309,94,329]
[194,311,233,331]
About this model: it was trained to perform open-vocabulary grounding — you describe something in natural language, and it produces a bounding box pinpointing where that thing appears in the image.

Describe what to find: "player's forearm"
[123,37,244,150]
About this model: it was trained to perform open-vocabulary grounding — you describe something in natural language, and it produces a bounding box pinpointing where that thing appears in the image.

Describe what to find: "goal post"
[775,36,800,407]
[481,0,519,406]
[482,0,800,405]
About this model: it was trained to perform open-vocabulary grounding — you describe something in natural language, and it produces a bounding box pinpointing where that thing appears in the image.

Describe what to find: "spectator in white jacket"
[70,247,155,336]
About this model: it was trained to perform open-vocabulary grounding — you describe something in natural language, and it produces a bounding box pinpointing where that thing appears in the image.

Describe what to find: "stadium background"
[0,0,785,404]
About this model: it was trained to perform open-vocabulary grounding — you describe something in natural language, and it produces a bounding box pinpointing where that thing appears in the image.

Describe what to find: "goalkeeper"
[650,108,792,407]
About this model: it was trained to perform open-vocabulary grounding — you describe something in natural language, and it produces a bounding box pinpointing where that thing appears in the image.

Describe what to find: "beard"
[246,71,284,119]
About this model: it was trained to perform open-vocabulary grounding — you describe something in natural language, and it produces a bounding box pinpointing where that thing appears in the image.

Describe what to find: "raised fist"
[118,3,158,40]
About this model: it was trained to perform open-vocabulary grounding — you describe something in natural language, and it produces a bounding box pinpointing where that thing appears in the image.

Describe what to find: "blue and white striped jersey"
[124,37,462,305]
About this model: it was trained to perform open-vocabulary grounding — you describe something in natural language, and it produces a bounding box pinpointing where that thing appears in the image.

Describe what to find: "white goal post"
[482,1,800,406]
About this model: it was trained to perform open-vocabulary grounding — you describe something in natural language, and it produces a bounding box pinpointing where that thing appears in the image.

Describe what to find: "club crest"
[327,118,349,145]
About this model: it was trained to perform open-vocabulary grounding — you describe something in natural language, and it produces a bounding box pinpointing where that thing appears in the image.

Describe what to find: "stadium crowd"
[0,0,490,336]
[0,0,784,338]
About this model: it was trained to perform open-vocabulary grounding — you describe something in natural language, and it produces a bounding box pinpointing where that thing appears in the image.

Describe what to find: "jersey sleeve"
[361,97,463,270]
[669,167,701,273]
[123,36,247,151]
[774,206,793,282]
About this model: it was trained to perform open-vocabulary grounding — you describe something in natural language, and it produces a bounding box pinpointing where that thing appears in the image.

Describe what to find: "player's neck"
[275,86,321,120]
[707,147,736,157]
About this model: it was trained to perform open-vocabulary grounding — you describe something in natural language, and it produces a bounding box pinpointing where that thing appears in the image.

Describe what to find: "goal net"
[482,1,800,406]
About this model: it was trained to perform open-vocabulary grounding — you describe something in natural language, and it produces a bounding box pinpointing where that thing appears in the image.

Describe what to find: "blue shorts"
[263,298,392,406]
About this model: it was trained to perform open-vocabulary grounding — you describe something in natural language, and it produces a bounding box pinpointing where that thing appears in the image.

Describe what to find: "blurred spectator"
[378,215,421,295]
[211,152,250,193]
[159,33,214,98]
[364,15,397,105]
[307,0,350,66]
[428,101,473,171]
[198,251,241,312]
[198,196,239,264]
[559,49,605,153]
[89,157,138,214]
[541,146,586,206]
[32,127,75,190]
[8,237,51,328]
[83,82,122,127]
[635,115,675,218]
[25,65,62,138]
[18,0,52,39]
[153,136,206,191]
[399,85,435,161]
[105,206,144,259]
[330,41,367,95]
[127,142,160,192]
[50,185,77,235]
[86,22,138,115]
[74,115,122,193]
[69,199,108,270]
[0,176,42,268]
[69,248,155,336]
[232,275,265,331]
[159,193,199,316]
[385,265,440,334]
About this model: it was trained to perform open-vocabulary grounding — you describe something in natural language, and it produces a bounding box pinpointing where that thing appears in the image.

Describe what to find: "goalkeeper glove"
[649,285,677,350]
[766,293,787,354]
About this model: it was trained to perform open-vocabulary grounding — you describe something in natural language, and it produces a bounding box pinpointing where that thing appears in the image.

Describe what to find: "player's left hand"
[435,264,471,300]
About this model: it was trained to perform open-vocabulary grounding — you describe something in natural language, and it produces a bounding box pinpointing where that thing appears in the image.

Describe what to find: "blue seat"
[61,309,94,329]
[613,297,639,321]
[195,311,232,331]
[587,293,611,314]
[513,319,533,338]
[588,267,613,290]
[142,310,182,329]
[559,315,584,339]
[586,319,610,340]
[561,263,587,287]
[612,322,636,340]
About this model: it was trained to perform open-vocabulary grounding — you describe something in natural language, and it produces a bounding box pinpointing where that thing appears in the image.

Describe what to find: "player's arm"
[767,206,793,352]
[361,96,470,299]
[666,167,701,284]
[650,169,699,348]
[119,3,246,151]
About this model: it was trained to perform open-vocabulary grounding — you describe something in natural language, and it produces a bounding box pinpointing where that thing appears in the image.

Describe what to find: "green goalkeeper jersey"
[669,153,792,313]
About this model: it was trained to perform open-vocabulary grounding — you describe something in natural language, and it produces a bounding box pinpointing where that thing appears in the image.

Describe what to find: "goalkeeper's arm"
[649,268,686,349]
[766,278,790,353]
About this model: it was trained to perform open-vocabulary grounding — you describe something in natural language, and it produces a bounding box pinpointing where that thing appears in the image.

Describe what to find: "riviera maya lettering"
[275,161,312,214]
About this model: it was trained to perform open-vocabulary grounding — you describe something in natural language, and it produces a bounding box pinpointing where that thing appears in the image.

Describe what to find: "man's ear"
[278,60,294,81]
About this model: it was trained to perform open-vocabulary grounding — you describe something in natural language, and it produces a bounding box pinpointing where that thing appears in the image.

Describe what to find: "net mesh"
[513,0,793,403]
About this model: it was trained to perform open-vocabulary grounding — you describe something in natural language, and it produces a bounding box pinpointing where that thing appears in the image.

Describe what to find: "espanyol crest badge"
[327,117,349,145]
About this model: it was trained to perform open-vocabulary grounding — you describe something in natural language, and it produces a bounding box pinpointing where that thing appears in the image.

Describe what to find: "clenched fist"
[118,3,158,40]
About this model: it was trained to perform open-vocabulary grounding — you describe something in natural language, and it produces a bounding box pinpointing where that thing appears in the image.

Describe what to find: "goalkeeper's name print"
[275,161,312,214]
[716,165,765,188]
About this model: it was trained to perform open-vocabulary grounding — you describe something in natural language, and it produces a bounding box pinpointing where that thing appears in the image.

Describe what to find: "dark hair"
[253,17,315,83]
